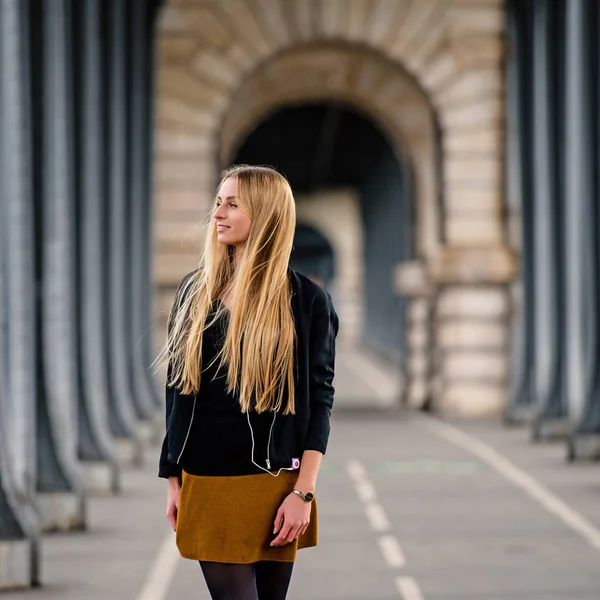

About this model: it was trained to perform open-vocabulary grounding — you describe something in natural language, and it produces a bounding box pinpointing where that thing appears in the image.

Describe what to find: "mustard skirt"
[176,469,318,564]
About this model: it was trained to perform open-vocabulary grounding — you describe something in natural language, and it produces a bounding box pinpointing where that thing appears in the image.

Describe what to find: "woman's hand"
[166,476,181,531]
[270,492,311,546]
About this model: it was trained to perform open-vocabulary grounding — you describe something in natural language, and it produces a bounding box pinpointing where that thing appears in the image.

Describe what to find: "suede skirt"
[176,469,318,564]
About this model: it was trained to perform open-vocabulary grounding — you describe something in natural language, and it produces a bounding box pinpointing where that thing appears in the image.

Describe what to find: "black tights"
[199,560,295,600]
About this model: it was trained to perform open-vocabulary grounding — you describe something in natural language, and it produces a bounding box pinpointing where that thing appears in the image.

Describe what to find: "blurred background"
[2,0,600,598]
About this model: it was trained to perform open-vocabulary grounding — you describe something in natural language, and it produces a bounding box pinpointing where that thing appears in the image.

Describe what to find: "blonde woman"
[157,165,339,600]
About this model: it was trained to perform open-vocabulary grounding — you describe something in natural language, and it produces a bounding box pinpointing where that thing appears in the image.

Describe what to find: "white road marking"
[378,534,406,568]
[347,458,368,482]
[421,418,600,551]
[356,479,377,503]
[135,531,180,600]
[396,576,425,600]
[365,501,391,532]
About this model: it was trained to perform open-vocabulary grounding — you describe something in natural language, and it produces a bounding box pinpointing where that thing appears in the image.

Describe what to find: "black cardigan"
[158,268,339,479]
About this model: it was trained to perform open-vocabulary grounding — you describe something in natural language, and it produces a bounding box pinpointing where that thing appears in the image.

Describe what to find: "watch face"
[305,492,314,502]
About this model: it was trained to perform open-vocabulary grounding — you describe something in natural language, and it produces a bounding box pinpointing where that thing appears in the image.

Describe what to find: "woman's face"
[214,176,252,247]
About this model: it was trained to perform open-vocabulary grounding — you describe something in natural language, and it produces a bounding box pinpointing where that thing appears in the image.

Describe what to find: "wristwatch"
[292,489,314,503]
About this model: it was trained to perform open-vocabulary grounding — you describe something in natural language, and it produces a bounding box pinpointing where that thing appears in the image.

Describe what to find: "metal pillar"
[128,0,161,432]
[37,0,86,531]
[78,0,118,492]
[106,0,145,464]
[530,0,568,439]
[563,0,600,459]
[504,0,535,422]
[0,0,40,588]
[141,2,163,409]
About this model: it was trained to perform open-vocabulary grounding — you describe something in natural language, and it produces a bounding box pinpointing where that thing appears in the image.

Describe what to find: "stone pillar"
[429,247,516,417]
[296,189,365,347]
[0,0,40,588]
[394,261,434,410]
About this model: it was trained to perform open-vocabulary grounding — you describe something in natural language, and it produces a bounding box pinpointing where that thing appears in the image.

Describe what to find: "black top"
[180,303,276,476]
[159,268,339,479]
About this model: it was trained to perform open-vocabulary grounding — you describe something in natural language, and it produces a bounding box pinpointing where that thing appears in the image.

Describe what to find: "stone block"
[156,128,214,155]
[445,157,502,184]
[253,0,292,48]
[448,35,504,69]
[441,351,507,380]
[157,97,215,131]
[444,128,503,158]
[191,50,238,90]
[114,437,144,468]
[409,354,428,377]
[437,69,502,106]
[438,320,506,349]
[218,0,273,57]
[159,68,226,111]
[407,379,428,408]
[430,246,518,284]
[440,98,503,130]
[38,492,85,532]
[393,260,431,297]
[0,540,31,590]
[408,324,428,350]
[82,461,119,495]
[420,52,458,93]
[158,36,198,64]
[437,287,509,318]
[408,298,431,323]
[447,6,505,35]
[436,382,506,417]
[446,217,503,244]
[444,187,501,212]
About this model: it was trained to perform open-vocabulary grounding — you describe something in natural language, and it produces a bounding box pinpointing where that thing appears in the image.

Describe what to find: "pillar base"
[82,460,119,495]
[531,418,570,442]
[0,540,32,590]
[38,492,85,532]
[567,433,600,462]
[114,436,144,468]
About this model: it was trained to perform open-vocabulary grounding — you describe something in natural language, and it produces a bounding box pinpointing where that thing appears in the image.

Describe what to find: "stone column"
[430,248,516,417]
[394,261,434,410]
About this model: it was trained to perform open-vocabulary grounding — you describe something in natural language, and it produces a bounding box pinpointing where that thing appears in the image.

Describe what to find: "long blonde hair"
[156,165,297,414]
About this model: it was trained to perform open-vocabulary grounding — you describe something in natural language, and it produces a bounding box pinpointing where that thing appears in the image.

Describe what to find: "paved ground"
[4,352,600,599]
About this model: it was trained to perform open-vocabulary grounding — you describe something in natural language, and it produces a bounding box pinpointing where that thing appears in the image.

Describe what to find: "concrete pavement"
[4,406,600,600]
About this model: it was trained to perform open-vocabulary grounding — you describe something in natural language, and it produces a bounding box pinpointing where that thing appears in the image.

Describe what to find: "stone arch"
[155,0,505,285]
[216,43,436,261]
[154,0,511,416]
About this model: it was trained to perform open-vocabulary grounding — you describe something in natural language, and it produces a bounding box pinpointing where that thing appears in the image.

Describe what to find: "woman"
[156,164,339,600]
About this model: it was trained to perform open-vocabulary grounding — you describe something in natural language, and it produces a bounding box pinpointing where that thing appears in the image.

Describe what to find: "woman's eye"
[229,203,237,208]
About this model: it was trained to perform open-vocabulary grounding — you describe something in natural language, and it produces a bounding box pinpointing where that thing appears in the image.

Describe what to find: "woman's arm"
[271,449,322,546]
[271,290,339,546]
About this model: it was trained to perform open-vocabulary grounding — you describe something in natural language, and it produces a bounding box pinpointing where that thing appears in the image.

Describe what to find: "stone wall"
[153,0,513,416]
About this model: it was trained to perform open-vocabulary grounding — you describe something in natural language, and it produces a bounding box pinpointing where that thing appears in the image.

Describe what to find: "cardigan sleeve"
[304,289,339,455]
[158,271,197,479]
